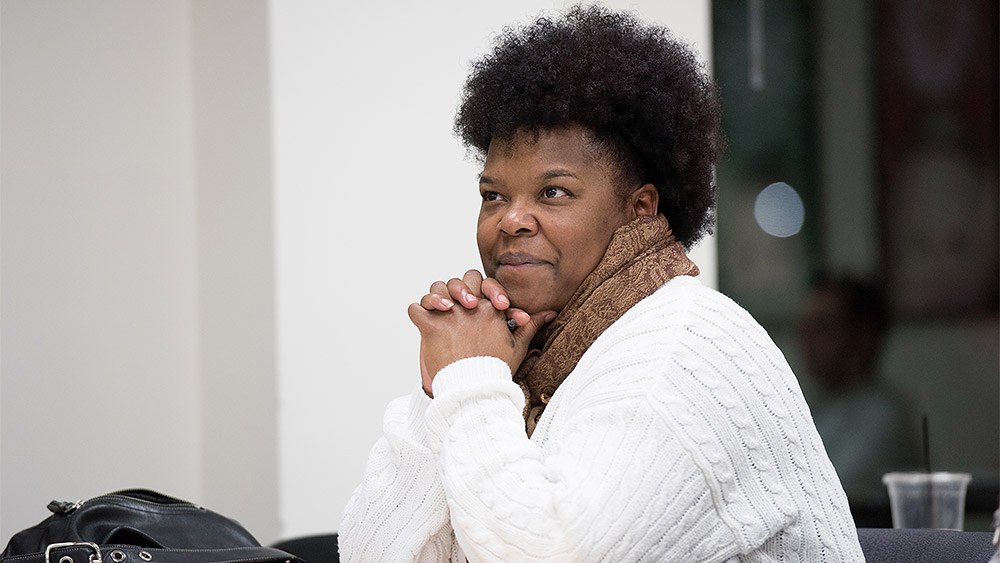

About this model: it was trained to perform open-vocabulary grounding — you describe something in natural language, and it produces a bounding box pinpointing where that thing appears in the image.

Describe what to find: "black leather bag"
[1,490,298,563]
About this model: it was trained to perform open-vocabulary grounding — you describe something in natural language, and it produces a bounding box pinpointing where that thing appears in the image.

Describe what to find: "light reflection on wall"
[754,181,804,238]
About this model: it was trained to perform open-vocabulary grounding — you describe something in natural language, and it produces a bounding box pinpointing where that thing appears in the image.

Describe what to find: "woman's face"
[477,125,643,314]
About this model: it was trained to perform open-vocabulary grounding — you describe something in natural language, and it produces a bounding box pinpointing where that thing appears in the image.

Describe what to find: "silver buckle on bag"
[45,543,103,563]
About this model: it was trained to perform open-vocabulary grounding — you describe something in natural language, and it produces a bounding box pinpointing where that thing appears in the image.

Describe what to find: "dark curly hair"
[455,5,724,247]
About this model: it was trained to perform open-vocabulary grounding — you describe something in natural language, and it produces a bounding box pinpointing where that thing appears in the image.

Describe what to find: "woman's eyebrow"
[479,169,578,184]
[538,169,578,181]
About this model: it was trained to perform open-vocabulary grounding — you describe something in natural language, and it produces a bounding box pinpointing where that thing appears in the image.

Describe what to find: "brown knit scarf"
[512,214,699,437]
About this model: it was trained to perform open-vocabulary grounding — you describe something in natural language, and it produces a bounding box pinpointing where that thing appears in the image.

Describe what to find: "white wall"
[1,0,202,538]
[1,0,281,543]
[268,0,714,538]
[192,1,280,541]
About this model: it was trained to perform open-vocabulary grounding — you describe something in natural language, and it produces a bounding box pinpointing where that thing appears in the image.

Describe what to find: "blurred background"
[1,0,996,545]
[713,0,998,529]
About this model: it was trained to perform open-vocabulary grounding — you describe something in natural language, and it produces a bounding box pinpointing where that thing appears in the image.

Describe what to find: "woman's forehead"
[483,127,626,186]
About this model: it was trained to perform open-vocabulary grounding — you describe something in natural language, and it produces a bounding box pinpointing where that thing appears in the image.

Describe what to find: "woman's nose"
[498,201,537,235]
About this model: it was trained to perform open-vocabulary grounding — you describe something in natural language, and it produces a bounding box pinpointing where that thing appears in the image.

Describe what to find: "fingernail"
[441,298,454,308]
[463,292,476,304]
[497,294,509,306]
[544,312,557,322]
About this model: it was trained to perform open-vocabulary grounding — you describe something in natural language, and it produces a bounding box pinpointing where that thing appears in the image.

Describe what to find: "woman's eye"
[542,186,570,198]
[481,190,502,202]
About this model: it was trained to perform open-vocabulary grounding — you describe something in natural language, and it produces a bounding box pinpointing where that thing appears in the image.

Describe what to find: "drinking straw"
[922,414,932,473]
[922,414,938,527]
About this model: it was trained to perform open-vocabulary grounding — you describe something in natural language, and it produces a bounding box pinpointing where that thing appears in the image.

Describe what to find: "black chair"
[857,528,996,563]
[272,534,338,563]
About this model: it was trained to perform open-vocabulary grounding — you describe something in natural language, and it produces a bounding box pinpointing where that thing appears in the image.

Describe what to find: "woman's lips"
[496,252,549,270]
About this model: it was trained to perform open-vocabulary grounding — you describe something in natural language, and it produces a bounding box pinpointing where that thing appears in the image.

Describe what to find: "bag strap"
[2,545,301,563]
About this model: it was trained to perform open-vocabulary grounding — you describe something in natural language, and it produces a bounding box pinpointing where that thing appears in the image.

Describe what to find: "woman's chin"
[494,271,565,314]
[505,289,562,316]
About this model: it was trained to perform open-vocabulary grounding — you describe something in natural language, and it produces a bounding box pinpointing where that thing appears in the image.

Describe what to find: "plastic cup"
[882,472,972,530]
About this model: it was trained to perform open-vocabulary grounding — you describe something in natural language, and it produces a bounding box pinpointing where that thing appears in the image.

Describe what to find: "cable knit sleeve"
[424,339,794,562]
[338,385,458,562]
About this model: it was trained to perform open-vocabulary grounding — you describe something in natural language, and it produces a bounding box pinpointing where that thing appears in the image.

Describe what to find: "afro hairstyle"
[454,4,725,247]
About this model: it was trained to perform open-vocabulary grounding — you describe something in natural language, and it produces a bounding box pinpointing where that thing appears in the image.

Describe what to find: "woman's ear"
[629,183,659,218]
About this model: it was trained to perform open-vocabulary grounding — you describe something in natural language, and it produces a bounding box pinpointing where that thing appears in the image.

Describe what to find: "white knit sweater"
[339,276,865,562]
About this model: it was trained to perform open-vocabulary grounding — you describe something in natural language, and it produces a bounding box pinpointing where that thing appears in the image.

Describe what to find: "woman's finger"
[482,277,511,310]
[447,277,479,308]
[417,281,454,311]
[428,280,449,295]
[407,302,430,327]
[462,269,485,296]
[505,308,531,327]
[419,292,455,311]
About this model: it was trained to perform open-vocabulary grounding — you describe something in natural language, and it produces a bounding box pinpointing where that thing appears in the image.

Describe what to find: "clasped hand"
[408,270,556,397]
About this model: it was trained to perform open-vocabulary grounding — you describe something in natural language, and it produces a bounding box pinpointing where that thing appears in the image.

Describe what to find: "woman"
[339,6,864,562]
